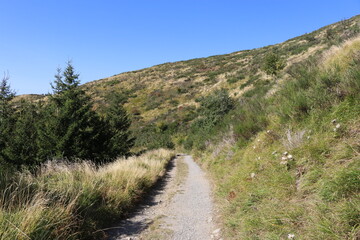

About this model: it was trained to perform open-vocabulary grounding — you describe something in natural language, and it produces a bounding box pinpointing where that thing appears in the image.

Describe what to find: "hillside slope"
[85,16,360,239]
[15,15,360,151]
[193,33,360,239]
[81,15,359,149]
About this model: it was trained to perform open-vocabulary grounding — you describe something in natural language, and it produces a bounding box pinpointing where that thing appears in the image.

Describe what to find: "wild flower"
[288,233,295,239]
[333,123,341,131]
[280,160,288,165]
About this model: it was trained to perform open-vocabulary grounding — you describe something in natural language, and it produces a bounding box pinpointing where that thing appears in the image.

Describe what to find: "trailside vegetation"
[103,92,135,159]
[0,74,16,165]
[191,37,360,239]
[1,62,133,167]
[0,149,174,240]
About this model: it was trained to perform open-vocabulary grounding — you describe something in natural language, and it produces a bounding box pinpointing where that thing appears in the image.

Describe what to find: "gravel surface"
[106,155,218,240]
[164,155,215,240]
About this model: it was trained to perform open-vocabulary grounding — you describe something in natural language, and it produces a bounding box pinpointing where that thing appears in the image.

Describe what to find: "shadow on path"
[105,156,176,239]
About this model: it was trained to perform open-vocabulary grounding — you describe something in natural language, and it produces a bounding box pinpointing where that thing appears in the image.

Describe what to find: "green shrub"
[233,99,268,142]
[197,89,234,125]
[263,52,285,76]
[133,125,175,150]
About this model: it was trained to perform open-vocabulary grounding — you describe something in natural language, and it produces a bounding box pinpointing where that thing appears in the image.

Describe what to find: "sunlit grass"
[195,35,360,239]
[0,149,174,239]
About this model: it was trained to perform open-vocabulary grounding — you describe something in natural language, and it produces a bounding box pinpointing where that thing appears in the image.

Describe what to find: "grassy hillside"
[14,15,360,151]
[193,36,360,239]
[82,15,359,150]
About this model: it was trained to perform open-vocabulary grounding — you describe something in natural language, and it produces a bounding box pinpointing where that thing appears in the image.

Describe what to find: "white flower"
[335,123,341,129]
[287,154,293,160]
[280,160,288,165]
[250,173,256,178]
[331,119,337,124]
[283,151,288,156]
[281,156,288,161]
[288,233,295,239]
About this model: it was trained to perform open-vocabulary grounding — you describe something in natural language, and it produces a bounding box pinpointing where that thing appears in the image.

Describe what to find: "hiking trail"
[107,155,220,240]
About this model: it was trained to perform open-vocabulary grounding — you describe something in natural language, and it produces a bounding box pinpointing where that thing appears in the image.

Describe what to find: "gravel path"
[165,155,214,240]
[107,155,219,240]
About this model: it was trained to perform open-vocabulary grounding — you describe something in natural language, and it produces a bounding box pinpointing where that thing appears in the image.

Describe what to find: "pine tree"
[5,101,40,166]
[0,74,15,163]
[0,73,15,120]
[105,92,134,158]
[37,62,107,161]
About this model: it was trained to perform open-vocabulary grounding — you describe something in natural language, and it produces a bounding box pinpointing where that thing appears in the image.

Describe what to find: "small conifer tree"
[105,92,134,158]
[37,62,107,161]
[5,101,40,166]
[0,74,15,163]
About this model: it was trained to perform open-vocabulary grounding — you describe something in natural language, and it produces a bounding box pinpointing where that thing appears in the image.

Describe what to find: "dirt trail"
[107,155,219,240]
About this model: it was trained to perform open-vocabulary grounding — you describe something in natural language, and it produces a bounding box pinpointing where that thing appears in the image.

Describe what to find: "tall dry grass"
[0,149,174,240]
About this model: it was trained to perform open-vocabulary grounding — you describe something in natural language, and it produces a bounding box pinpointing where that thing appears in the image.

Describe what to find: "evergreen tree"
[104,92,134,158]
[0,74,15,163]
[37,62,107,161]
[5,101,40,166]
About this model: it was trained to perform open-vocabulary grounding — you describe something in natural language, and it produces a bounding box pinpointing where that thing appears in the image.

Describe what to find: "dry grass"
[282,128,306,150]
[322,36,360,71]
[0,149,174,240]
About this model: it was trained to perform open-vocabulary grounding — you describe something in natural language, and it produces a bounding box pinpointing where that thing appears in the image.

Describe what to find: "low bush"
[262,52,286,76]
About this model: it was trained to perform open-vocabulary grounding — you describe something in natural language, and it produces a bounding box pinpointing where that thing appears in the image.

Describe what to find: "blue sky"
[0,1,359,95]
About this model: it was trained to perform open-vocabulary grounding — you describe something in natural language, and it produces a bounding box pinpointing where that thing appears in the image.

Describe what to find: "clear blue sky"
[1,0,359,95]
